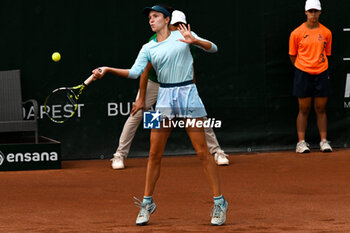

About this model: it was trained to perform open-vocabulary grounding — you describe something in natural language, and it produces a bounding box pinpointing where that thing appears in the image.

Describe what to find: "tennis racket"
[44,69,101,123]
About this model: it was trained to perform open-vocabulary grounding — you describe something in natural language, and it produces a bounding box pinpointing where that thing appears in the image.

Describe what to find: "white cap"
[170,10,187,25]
[305,0,321,11]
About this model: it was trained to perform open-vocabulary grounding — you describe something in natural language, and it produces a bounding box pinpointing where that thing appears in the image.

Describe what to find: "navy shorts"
[293,68,331,97]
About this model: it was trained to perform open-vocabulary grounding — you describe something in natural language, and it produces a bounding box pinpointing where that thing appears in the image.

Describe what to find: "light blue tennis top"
[128,30,217,84]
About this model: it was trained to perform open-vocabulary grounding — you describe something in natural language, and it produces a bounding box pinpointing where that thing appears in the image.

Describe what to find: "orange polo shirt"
[289,23,332,75]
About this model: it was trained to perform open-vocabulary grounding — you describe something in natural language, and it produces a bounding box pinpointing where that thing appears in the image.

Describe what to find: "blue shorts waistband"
[159,80,193,88]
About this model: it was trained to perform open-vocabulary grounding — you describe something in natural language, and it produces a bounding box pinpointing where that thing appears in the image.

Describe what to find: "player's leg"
[314,97,332,152]
[314,70,332,152]
[115,101,142,157]
[296,97,312,153]
[136,121,172,226]
[314,97,328,140]
[111,80,159,169]
[297,97,312,141]
[144,124,172,196]
[185,119,228,225]
[203,120,229,165]
[186,121,221,195]
[293,68,313,153]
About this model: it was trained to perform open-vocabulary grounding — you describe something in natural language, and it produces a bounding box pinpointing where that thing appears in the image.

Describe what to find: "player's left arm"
[326,30,332,56]
[192,64,196,84]
[178,24,217,53]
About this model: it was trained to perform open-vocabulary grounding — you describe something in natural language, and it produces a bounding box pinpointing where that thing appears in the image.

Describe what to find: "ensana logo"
[5,152,58,163]
[0,151,4,166]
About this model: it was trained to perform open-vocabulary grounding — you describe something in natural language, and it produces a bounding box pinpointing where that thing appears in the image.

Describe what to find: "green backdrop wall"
[1,0,349,159]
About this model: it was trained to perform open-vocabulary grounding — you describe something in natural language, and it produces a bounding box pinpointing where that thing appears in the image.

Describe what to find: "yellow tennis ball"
[52,52,61,62]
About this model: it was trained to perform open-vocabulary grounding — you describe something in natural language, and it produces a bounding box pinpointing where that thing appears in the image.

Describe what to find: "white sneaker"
[296,140,310,153]
[214,150,229,165]
[110,152,124,169]
[134,197,157,226]
[211,199,228,226]
[320,139,332,152]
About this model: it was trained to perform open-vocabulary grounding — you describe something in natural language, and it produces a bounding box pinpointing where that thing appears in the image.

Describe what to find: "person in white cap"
[110,9,229,170]
[289,0,333,153]
[170,10,187,27]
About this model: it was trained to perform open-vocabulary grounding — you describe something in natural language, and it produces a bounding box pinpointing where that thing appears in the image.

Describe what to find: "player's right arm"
[93,67,129,78]
[289,29,298,66]
[92,45,150,79]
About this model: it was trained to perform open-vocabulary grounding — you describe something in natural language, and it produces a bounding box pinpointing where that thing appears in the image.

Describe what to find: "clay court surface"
[1,149,350,233]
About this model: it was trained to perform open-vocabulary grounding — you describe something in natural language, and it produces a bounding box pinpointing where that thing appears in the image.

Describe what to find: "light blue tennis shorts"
[156,82,207,120]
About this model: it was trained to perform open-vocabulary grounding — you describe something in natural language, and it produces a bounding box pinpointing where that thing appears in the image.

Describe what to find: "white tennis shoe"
[134,197,157,226]
[211,199,228,226]
[296,140,310,153]
[111,152,124,169]
[320,139,332,152]
[214,150,229,165]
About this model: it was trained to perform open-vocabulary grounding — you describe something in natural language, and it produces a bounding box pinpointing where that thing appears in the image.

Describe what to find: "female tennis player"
[92,4,228,226]
[289,0,332,153]
[110,9,229,170]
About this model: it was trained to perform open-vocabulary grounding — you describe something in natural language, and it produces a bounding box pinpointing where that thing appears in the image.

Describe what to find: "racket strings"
[44,89,79,123]
[65,92,78,105]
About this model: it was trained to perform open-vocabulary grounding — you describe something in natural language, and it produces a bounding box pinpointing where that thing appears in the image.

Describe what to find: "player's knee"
[196,149,210,161]
[149,151,162,163]
[314,105,326,114]
[299,107,310,115]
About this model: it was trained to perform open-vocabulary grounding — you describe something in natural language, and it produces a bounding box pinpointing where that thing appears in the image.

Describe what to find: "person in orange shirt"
[289,0,332,153]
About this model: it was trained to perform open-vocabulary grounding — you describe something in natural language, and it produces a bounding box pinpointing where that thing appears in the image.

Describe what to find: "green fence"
[1,0,349,159]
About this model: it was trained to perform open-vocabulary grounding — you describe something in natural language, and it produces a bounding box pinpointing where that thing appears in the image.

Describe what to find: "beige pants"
[115,79,221,157]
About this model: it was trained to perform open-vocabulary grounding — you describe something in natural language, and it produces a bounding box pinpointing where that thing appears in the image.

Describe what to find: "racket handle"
[84,68,102,86]
[84,74,96,86]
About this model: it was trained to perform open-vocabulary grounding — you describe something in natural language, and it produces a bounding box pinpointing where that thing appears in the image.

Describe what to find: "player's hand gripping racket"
[44,69,102,123]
